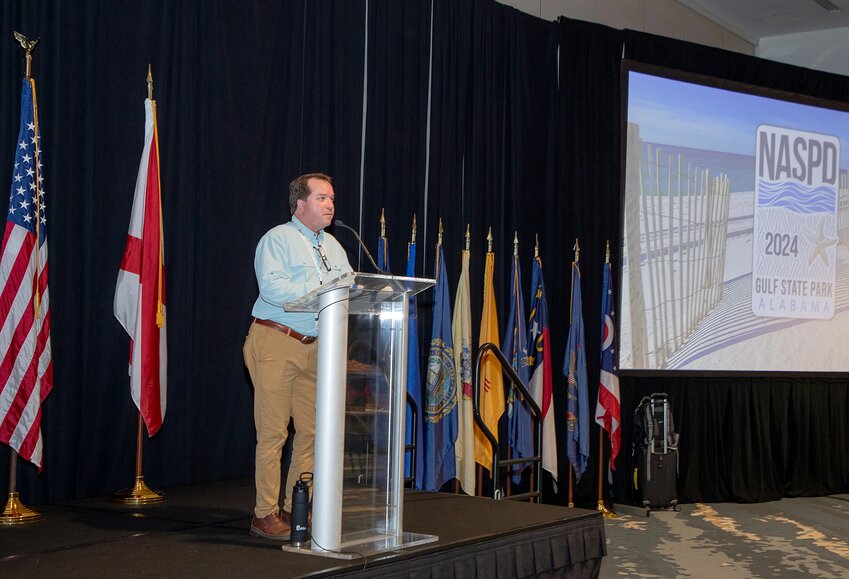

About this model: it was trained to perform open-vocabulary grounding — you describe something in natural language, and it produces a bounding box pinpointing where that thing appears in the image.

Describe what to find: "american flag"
[0,79,53,469]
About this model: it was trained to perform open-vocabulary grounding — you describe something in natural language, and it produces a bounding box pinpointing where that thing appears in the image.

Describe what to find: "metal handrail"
[473,342,542,502]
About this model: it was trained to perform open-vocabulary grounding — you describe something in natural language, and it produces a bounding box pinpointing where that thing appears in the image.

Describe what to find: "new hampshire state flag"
[423,244,457,490]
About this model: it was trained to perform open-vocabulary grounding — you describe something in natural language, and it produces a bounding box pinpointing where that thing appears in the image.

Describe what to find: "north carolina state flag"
[528,254,557,481]
[113,98,166,436]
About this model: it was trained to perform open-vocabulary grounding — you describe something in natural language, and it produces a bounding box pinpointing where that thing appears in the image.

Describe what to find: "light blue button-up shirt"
[251,215,353,336]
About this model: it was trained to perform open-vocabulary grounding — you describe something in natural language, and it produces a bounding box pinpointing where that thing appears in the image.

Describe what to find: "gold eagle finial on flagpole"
[13,32,39,79]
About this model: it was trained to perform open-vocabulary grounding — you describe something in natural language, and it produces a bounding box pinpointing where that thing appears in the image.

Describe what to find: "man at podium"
[243,173,353,540]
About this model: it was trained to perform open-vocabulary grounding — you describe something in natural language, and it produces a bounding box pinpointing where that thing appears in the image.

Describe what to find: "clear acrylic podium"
[281,272,437,558]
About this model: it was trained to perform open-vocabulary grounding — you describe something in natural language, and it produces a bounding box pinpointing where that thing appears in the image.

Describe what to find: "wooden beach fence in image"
[839,172,849,244]
[624,123,731,369]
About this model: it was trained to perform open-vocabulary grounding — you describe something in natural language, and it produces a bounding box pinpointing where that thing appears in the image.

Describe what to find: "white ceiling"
[681,0,849,42]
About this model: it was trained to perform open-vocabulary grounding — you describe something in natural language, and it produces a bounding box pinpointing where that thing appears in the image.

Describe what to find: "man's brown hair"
[288,173,332,215]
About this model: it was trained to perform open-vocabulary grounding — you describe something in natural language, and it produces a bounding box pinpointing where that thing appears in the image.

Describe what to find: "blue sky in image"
[628,71,849,168]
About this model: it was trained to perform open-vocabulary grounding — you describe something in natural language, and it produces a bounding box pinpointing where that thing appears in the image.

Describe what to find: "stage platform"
[0,478,605,578]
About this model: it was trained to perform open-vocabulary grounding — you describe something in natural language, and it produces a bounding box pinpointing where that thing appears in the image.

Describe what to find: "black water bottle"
[290,472,312,546]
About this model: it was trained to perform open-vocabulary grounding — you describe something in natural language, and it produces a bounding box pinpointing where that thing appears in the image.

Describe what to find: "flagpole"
[476,206,483,503]
[461,224,472,497]
[476,228,494,498]
[2,448,42,525]
[152,65,165,328]
[29,73,42,319]
[407,213,416,266]
[431,217,459,494]
[435,219,442,275]
[502,235,514,497]
[485,226,493,500]
[407,214,419,488]
[111,66,164,506]
[1,31,44,526]
[530,235,540,502]
[567,240,579,509]
[597,241,617,519]
[456,224,470,497]
[379,208,386,267]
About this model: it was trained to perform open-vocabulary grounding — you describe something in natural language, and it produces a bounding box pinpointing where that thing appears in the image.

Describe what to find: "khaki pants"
[243,321,317,517]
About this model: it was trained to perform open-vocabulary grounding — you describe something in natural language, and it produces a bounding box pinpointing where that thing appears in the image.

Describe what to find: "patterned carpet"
[601,495,849,578]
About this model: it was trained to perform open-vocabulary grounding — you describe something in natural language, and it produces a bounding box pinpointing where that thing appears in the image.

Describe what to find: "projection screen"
[620,64,849,373]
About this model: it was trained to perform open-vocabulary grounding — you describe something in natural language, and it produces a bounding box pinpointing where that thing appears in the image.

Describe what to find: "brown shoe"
[280,510,292,527]
[249,512,291,541]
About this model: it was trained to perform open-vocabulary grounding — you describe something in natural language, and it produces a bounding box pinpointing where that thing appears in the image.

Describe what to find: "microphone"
[334,219,383,273]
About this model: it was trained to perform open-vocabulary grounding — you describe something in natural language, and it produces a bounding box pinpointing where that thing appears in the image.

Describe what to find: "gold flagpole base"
[567,501,575,509]
[110,476,165,506]
[597,500,617,519]
[0,492,42,525]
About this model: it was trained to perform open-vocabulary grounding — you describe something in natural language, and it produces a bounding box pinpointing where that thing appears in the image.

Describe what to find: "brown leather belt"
[253,318,317,344]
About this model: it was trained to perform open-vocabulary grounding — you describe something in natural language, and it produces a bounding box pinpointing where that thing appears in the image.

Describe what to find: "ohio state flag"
[596,261,620,468]
[113,98,166,436]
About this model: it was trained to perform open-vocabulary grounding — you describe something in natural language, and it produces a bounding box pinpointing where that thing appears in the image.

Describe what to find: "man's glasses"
[314,245,331,272]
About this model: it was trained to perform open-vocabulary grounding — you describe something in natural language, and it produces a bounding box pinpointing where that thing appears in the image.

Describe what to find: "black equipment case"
[632,393,680,516]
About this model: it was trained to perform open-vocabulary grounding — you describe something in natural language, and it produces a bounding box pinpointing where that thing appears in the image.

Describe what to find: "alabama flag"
[113,98,167,436]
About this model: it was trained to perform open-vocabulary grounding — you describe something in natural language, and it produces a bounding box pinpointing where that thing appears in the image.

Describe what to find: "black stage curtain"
[617,378,849,503]
[0,2,847,507]
[358,0,431,273]
[554,18,625,505]
[0,0,369,502]
[427,0,558,359]
[0,0,560,504]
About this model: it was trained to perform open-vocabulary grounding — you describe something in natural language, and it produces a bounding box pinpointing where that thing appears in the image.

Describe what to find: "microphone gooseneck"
[334,219,382,273]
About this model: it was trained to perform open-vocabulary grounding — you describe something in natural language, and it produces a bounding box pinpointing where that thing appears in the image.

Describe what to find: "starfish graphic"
[805,217,837,267]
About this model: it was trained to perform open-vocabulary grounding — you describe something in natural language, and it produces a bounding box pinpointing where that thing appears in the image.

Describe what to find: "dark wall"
[0,1,846,507]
